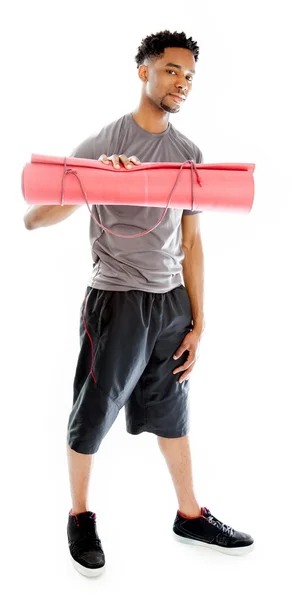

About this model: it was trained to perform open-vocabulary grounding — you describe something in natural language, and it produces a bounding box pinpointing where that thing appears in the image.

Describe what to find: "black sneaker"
[67,510,106,577]
[173,507,254,555]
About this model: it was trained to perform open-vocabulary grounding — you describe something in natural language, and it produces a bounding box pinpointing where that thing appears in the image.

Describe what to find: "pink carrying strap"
[60,159,203,239]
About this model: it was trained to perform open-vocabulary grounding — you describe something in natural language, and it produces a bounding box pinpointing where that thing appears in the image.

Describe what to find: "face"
[139,47,196,114]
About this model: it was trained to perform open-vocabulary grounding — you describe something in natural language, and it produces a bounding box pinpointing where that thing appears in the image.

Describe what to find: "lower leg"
[66,442,95,515]
[157,434,201,517]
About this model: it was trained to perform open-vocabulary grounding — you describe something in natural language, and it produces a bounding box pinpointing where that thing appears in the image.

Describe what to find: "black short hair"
[135,30,200,68]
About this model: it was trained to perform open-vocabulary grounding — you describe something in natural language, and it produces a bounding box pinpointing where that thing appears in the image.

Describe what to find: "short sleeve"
[183,149,204,215]
[68,118,121,160]
[69,136,96,159]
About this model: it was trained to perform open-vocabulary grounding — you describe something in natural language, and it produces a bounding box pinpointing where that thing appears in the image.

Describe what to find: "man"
[24,30,254,578]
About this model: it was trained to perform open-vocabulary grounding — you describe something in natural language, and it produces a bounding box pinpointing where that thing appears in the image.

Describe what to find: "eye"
[166,69,193,82]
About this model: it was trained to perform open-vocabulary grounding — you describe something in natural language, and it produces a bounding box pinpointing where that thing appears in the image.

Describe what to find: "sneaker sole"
[71,556,106,577]
[173,532,255,555]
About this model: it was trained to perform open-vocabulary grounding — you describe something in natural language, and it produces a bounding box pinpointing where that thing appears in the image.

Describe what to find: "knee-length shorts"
[67,284,193,454]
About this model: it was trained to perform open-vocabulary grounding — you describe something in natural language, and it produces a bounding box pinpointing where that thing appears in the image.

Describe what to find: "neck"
[132,96,170,134]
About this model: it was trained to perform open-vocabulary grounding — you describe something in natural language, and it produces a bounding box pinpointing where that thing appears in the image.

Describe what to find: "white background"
[1,0,292,597]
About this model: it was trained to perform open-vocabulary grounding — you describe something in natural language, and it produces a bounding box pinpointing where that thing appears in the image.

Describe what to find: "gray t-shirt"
[70,112,203,293]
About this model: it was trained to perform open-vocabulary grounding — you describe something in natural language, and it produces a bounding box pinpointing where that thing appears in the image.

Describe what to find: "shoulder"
[94,114,128,138]
[70,114,128,159]
[170,124,203,163]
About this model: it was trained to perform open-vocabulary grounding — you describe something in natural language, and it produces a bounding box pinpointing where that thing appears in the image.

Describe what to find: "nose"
[176,80,188,93]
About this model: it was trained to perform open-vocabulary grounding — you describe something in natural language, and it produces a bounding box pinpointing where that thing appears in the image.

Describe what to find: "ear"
[138,64,148,83]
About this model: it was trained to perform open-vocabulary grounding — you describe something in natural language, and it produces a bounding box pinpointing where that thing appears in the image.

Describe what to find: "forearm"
[24,205,53,229]
[23,204,80,229]
[182,238,205,333]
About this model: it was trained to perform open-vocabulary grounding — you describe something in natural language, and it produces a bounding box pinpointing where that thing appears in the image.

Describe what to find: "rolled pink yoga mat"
[22,154,255,213]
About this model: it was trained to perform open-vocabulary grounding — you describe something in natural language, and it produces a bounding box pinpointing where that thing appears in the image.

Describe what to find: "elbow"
[24,219,31,230]
[24,215,36,230]
[182,244,196,257]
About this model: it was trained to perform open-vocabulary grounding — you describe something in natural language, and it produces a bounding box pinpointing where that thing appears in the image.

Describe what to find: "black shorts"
[67,284,193,454]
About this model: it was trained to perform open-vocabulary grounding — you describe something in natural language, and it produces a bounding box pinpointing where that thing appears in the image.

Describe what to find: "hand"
[173,330,201,384]
[98,154,141,169]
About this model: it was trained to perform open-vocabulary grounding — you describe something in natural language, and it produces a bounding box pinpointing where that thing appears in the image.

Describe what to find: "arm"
[23,121,140,230]
[181,213,205,335]
[24,203,82,230]
[23,134,97,230]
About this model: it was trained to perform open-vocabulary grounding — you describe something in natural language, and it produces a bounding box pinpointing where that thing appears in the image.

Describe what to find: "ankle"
[178,505,201,518]
[71,506,89,516]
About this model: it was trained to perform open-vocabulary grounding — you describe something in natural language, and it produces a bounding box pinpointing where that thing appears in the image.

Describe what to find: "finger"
[179,368,193,384]
[119,154,133,169]
[108,154,120,168]
[128,156,141,165]
[173,358,195,375]
[98,154,110,164]
[173,345,188,360]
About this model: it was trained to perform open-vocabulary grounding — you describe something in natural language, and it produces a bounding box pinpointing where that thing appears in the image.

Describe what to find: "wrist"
[192,318,204,335]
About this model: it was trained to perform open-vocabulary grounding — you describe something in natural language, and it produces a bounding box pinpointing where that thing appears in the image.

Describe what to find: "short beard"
[160,100,180,114]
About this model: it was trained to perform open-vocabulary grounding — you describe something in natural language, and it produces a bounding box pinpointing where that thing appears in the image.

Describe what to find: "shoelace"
[204,509,234,536]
